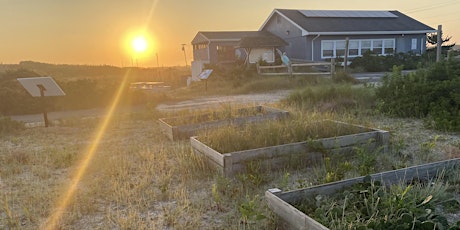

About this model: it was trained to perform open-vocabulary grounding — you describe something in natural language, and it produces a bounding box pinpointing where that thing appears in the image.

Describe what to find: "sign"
[17,77,65,97]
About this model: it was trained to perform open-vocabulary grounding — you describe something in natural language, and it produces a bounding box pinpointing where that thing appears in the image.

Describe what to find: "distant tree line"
[0,63,190,115]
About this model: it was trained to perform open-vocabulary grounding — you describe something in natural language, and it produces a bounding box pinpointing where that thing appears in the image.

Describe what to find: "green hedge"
[376,59,460,131]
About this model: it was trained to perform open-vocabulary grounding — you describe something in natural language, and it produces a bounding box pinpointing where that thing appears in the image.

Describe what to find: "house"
[260,9,437,62]
[191,9,436,77]
[191,31,286,78]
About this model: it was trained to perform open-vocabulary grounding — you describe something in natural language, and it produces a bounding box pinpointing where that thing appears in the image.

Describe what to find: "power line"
[404,0,459,13]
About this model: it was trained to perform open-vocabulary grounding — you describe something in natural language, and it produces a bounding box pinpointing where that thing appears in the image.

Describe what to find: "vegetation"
[376,57,460,131]
[197,115,369,153]
[1,57,460,229]
[296,170,460,229]
[163,105,266,126]
[0,63,189,115]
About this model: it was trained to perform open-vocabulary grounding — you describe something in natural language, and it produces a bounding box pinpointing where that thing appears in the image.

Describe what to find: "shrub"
[376,59,460,131]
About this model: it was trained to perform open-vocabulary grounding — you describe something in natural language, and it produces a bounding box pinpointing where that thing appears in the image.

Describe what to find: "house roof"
[191,31,287,48]
[260,9,437,36]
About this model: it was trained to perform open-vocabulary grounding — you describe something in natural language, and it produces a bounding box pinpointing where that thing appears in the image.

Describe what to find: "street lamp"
[181,43,188,67]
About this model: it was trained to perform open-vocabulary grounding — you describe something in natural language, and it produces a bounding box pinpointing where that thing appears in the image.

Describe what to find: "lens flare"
[44,70,131,229]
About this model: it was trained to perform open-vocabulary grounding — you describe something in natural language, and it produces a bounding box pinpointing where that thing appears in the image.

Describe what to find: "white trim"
[311,30,436,36]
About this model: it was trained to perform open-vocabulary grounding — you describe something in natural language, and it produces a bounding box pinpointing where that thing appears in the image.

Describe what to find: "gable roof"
[192,31,262,44]
[260,9,437,36]
[191,31,286,48]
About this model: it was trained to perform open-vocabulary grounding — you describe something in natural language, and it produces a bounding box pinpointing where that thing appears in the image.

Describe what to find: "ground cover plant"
[294,168,460,229]
[1,69,460,229]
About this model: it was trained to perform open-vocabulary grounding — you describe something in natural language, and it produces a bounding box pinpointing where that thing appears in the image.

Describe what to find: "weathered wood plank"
[190,137,225,166]
[266,191,328,230]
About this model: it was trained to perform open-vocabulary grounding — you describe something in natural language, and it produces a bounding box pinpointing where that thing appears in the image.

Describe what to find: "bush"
[376,60,460,131]
[350,52,427,72]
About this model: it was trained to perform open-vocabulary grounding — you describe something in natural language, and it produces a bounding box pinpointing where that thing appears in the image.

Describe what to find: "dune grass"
[1,77,459,229]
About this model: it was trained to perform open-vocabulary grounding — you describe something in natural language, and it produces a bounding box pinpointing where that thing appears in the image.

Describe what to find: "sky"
[0,0,458,67]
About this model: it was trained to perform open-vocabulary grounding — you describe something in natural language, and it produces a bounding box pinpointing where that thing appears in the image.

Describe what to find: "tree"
[427,33,456,50]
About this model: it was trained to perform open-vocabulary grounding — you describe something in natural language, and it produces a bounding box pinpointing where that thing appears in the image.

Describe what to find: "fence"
[256,59,335,77]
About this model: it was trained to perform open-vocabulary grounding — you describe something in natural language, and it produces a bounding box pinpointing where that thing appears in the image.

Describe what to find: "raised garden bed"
[158,105,289,141]
[266,158,460,230]
[191,120,389,177]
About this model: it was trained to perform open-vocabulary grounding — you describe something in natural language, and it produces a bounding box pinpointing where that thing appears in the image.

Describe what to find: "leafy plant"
[238,195,266,226]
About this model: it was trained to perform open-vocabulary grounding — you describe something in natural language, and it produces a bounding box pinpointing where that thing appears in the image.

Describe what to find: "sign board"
[198,69,213,80]
[17,77,65,97]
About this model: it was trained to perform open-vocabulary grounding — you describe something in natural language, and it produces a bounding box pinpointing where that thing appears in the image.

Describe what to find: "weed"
[238,195,266,227]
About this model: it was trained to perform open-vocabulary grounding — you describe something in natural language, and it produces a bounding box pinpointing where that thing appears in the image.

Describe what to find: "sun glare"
[132,36,148,53]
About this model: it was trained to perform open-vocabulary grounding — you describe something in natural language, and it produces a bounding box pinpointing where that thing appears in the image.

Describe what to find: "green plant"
[238,195,266,226]
[296,170,460,230]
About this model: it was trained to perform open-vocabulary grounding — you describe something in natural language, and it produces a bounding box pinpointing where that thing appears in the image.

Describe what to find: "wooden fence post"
[330,58,335,78]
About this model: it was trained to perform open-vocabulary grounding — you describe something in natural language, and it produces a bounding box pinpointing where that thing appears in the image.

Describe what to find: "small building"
[191,31,286,78]
[260,9,437,61]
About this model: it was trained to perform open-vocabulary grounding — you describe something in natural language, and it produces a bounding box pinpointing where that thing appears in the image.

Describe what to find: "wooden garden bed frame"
[191,120,389,177]
[265,158,460,230]
[159,105,289,141]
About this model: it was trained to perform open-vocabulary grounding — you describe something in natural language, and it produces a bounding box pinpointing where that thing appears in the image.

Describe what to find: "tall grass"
[1,79,459,229]
[197,113,368,153]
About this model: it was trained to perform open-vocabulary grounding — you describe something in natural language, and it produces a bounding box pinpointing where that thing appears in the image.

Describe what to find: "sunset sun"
[132,36,148,53]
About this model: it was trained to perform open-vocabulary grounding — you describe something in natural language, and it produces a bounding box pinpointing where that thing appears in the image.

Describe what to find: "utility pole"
[436,25,442,62]
[181,44,188,67]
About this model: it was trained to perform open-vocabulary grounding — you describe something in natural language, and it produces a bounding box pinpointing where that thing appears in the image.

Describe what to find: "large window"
[360,40,371,55]
[321,39,395,59]
[384,40,395,54]
[348,40,359,56]
[372,40,383,54]
[336,41,346,57]
[322,41,334,58]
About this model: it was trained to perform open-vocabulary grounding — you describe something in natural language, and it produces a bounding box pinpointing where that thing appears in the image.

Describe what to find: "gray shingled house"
[191,9,436,77]
[260,9,436,62]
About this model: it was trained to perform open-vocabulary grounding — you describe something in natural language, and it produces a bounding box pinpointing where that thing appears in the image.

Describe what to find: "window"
[336,41,346,57]
[321,38,396,59]
[361,40,371,55]
[411,38,417,50]
[384,40,395,54]
[322,41,334,58]
[348,41,359,56]
[372,40,383,54]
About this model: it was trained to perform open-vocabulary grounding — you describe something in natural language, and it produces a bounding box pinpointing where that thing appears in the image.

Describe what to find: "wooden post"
[344,37,349,72]
[330,58,335,78]
[436,25,442,62]
[288,63,293,78]
[37,84,49,127]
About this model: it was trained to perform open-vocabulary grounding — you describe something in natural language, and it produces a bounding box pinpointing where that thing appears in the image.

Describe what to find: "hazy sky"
[0,0,458,67]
